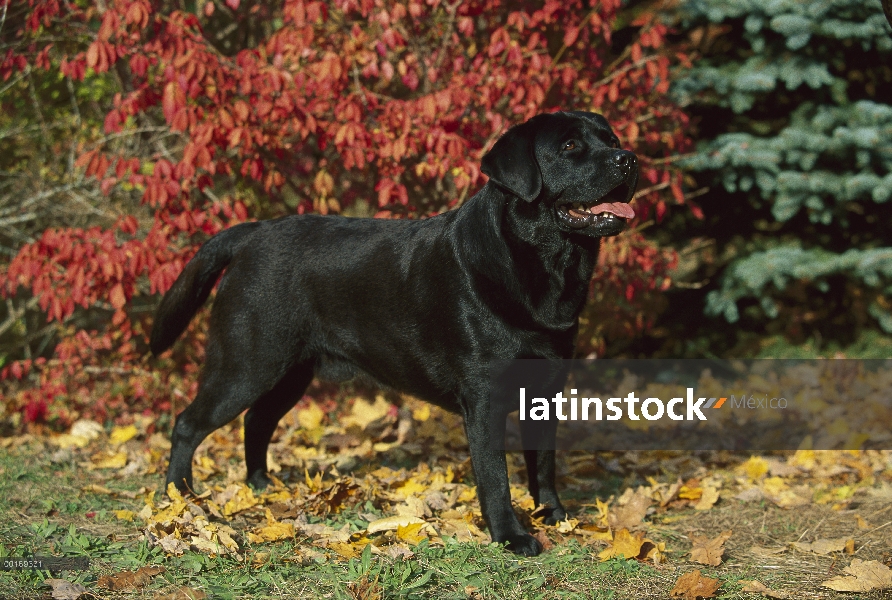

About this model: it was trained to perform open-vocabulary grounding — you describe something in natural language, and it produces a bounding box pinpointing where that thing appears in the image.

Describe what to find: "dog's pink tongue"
[590,202,635,219]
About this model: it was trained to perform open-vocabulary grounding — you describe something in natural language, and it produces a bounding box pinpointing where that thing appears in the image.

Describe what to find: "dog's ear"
[480,120,543,202]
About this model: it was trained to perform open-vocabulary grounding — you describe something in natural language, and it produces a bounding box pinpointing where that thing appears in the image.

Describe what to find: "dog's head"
[480,111,638,238]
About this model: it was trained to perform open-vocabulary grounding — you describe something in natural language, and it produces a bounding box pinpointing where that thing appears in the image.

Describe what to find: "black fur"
[151,111,639,556]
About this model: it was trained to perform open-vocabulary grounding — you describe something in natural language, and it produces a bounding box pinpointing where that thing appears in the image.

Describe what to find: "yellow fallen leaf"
[115,510,135,522]
[598,528,646,561]
[393,477,427,498]
[329,541,370,559]
[344,395,391,430]
[457,486,477,504]
[247,509,294,543]
[91,451,128,469]
[412,404,431,422]
[367,515,425,534]
[296,402,325,430]
[741,456,769,480]
[396,522,427,544]
[109,424,138,445]
[695,486,719,510]
[52,433,94,449]
[678,485,702,501]
[555,518,578,534]
[222,484,258,517]
[822,558,892,592]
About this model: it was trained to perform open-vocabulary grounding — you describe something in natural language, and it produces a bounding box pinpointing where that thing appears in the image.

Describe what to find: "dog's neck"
[451,185,599,333]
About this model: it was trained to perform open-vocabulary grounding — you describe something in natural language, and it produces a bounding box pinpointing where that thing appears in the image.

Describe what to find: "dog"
[150,110,639,556]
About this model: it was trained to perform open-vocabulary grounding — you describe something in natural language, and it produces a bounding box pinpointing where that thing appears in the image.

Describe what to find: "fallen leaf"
[670,570,721,600]
[533,530,554,551]
[608,490,651,530]
[740,456,769,480]
[343,395,391,430]
[329,541,369,559]
[555,518,578,534]
[98,565,166,590]
[396,522,427,544]
[115,509,136,522]
[44,579,88,600]
[154,586,208,600]
[690,530,732,566]
[247,509,295,543]
[740,580,790,599]
[110,424,138,444]
[296,402,325,430]
[367,515,425,534]
[694,486,719,510]
[822,558,892,592]
[598,528,650,561]
[749,546,787,557]
[90,450,128,469]
[791,537,850,555]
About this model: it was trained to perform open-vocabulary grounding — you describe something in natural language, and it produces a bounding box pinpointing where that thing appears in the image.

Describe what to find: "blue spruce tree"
[669,0,892,353]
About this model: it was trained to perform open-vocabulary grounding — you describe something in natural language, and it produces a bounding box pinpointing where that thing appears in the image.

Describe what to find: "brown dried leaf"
[791,537,850,555]
[154,586,208,600]
[740,580,790,599]
[822,559,892,592]
[44,579,88,600]
[98,565,166,590]
[670,570,721,600]
[690,530,732,566]
[608,490,651,530]
[533,529,554,551]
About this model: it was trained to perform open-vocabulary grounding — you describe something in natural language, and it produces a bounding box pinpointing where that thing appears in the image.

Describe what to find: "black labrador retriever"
[150,110,639,556]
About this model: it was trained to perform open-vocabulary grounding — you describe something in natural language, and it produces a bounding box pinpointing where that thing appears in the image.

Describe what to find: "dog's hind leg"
[165,362,289,495]
[243,362,314,489]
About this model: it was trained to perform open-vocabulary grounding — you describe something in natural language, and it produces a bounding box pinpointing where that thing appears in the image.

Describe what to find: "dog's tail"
[150,222,261,356]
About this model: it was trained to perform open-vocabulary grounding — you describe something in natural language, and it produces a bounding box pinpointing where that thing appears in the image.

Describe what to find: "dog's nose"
[612,151,637,167]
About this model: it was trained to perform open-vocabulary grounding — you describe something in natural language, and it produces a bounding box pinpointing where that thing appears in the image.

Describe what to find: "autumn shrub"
[0,0,692,429]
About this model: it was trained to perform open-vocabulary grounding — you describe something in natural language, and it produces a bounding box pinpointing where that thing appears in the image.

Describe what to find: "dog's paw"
[537,506,568,526]
[246,471,273,490]
[498,532,543,557]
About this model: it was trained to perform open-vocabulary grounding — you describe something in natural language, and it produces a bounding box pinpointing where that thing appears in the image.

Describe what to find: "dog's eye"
[562,141,576,151]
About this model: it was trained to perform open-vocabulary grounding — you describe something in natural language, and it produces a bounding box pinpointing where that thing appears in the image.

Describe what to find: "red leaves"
[162,82,188,130]
[109,283,127,310]
[85,41,117,73]
[563,26,580,48]
[2,0,694,425]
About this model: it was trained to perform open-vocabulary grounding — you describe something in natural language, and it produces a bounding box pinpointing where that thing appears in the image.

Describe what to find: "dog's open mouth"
[557,182,635,230]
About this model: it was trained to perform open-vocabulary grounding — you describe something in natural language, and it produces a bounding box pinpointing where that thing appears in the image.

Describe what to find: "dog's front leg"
[521,419,567,525]
[462,397,542,556]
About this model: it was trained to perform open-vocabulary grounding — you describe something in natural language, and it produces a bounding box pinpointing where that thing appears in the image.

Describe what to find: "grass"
[1,439,891,600]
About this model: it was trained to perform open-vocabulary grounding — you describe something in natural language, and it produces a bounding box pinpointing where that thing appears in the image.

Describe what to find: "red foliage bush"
[1,0,691,428]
